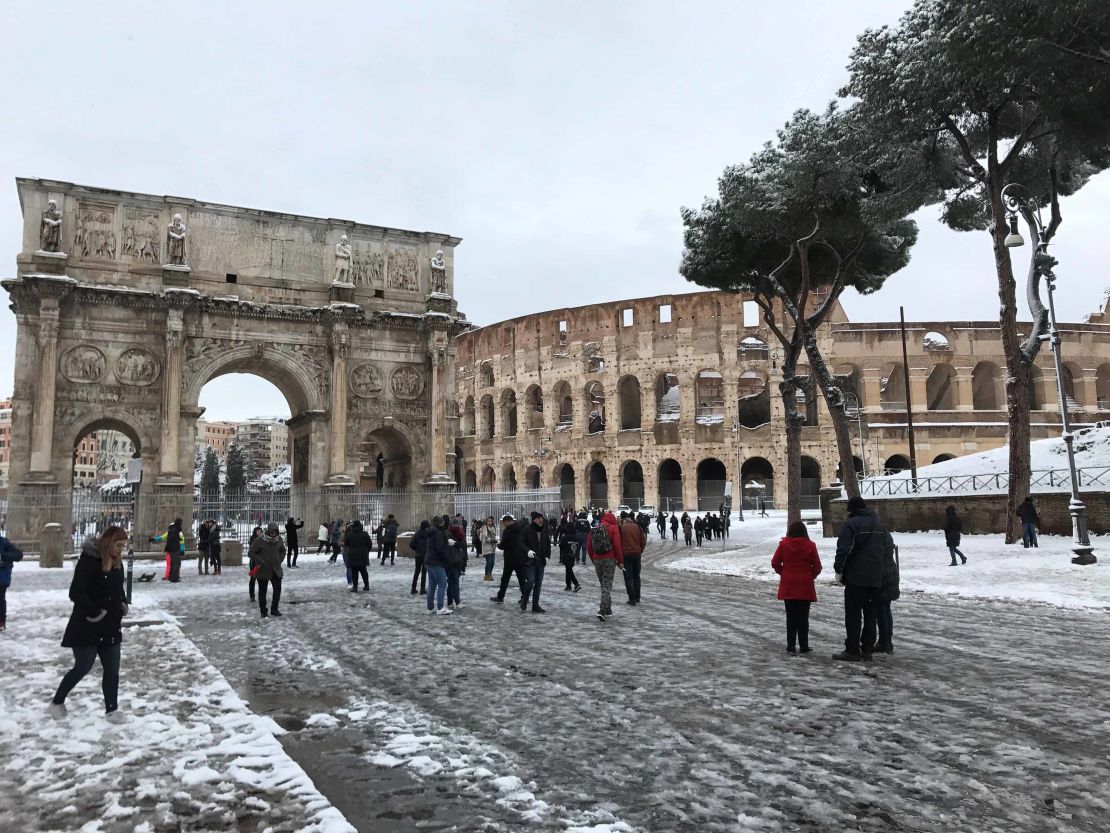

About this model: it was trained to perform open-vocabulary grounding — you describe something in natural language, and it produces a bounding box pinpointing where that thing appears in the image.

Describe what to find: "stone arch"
[1029,365,1046,411]
[655,371,681,423]
[932,453,956,465]
[696,457,727,510]
[618,375,642,430]
[358,423,415,489]
[464,468,478,489]
[836,456,865,481]
[555,462,576,507]
[1097,363,1110,411]
[525,464,542,489]
[553,381,573,426]
[880,362,906,411]
[65,412,147,492]
[834,363,864,407]
[737,370,770,428]
[584,381,606,434]
[620,459,644,508]
[481,465,496,491]
[479,361,494,389]
[587,460,608,508]
[884,454,911,474]
[1062,361,1082,409]
[972,361,1002,411]
[695,370,725,424]
[741,456,774,510]
[182,343,323,415]
[795,370,819,426]
[500,388,518,437]
[926,363,957,410]
[502,462,518,491]
[480,394,496,439]
[658,458,683,511]
[461,396,476,435]
[800,455,821,502]
[525,384,544,430]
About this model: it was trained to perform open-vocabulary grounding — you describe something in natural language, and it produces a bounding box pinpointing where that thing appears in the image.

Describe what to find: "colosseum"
[451,289,1110,512]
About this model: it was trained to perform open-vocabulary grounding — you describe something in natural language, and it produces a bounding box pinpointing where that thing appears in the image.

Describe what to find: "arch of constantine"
[3,179,467,545]
[453,291,1110,511]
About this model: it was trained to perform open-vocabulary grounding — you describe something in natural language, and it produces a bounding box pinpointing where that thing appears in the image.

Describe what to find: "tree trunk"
[799,328,860,497]
[779,379,803,528]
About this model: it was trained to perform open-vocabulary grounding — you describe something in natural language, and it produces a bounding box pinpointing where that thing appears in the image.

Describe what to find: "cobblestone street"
[167,533,1110,833]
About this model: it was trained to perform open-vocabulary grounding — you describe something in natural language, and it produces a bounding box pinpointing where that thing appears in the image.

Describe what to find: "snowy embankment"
[862,425,1110,495]
[0,566,354,833]
[666,513,1110,610]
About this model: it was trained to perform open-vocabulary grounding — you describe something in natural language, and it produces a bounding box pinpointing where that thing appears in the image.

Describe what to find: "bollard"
[40,523,66,568]
[222,540,244,567]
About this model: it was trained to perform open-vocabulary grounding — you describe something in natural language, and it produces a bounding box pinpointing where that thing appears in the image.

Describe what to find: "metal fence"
[859,465,1110,498]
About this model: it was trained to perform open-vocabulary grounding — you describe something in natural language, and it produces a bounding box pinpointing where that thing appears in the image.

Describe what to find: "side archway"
[658,458,683,511]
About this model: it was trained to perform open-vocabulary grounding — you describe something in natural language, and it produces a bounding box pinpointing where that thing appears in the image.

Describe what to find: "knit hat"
[501,513,515,522]
[266,522,280,534]
[530,511,544,521]
[846,496,867,514]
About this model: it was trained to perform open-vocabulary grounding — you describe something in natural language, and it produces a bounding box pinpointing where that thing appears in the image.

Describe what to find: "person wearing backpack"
[575,512,591,564]
[0,533,25,631]
[771,521,822,654]
[619,511,646,605]
[832,496,889,662]
[557,512,581,592]
[491,514,532,607]
[380,514,399,566]
[586,510,624,621]
[944,505,966,566]
[409,520,431,595]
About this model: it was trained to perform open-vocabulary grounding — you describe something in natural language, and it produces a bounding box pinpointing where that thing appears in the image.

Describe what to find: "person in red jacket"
[586,510,624,621]
[771,521,822,654]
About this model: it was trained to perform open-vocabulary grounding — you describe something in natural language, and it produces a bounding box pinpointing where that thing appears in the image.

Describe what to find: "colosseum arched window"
[696,457,727,509]
[481,465,496,491]
[880,363,906,411]
[658,458,683,512]
[500,389,518,437]
[479,361,495,388]
[972,361,1002,410]
[618,375,642,430]
[526,384,544,430]
[621,460,644,508]
[525,465,542,489]
[737,370,770,429]
[588,461,608,508]
[553,381,573,428]
[502,463,518,491]
[695,370,725,425]
[741,457,774,510]
[834,364,863,408]
[480,394,495,439]
[655,372,681,423]
[585,381,606,434]
[926,364,957,410]
[461,396,476,436]
[1098,363,1110,410]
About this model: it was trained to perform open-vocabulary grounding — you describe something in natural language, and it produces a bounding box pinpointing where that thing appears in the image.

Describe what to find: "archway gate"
[2,179,468,551]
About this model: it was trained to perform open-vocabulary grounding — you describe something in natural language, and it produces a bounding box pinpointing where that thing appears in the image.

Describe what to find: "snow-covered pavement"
[4,520,1110,832]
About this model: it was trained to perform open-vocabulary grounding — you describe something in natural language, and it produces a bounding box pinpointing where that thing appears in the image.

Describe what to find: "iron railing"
[859,465,1110,498]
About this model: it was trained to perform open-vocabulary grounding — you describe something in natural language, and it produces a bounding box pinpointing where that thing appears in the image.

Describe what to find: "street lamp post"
[732,417,745,522]
[1002,183,1095,565]
[842,391,866,479]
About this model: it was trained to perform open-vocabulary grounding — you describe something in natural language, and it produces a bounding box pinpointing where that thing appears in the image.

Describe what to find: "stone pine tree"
[682,106,918,519]
[843,0,1110,541]
[225,442,247,495]
[200,448,221,498]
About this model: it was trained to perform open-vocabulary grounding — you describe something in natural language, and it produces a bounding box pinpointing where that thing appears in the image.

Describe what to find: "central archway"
[358,425,414,490]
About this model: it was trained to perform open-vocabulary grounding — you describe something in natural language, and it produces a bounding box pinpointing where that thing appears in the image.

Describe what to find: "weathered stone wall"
[821,490,1110,538]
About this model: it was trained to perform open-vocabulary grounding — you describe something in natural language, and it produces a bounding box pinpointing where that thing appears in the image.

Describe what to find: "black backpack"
[590,524,612,554]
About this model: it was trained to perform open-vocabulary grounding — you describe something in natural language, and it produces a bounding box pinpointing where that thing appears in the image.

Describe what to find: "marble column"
[28,301,60,478]
[158,322,184,482]
[327,325,353,485]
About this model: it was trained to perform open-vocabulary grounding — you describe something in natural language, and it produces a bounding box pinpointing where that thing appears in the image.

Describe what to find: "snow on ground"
[864,425,1110,493]
[667,512,1110,609]
[0,562,354,833]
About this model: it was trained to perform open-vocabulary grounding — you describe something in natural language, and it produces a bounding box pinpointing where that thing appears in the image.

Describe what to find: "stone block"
[222,540,244,567]
[40,523,66,568]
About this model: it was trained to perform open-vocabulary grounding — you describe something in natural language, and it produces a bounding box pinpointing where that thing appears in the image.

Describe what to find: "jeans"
[948,545,965,564]
[526,561,546,607]
[426,565,448,610]
[497,562,531,602]
[249,575,256,599]
[210,545,221,573]
[381,542,396,565]
[577,535,589,564]
[259,576,282,613]
[1022,522,1038,548]
[447,567,461,606]
[412,556,427,593]
[784,600,811,650]
[352,565,369,590]
[0,585,6,620]
[286,543,299,567]
[169,551,181,581]
[877,598,893,649]
[695,533,703,547]
[54,640,121,712]
[623,555,642,603]
[594,558,616,615]
[843,584,879,653]
[484,553,496,578]
[564,562,580,589]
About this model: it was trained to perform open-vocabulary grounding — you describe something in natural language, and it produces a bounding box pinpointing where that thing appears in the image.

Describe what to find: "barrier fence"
[859,465,1110,498]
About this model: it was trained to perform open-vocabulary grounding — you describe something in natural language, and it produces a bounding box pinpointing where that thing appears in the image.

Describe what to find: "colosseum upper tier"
[451,289,1110,512]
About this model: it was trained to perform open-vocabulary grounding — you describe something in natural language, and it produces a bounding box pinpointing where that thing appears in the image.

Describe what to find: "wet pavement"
[167,535,1110,833]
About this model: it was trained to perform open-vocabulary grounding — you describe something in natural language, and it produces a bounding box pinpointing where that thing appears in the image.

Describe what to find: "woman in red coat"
[771,521,822,654]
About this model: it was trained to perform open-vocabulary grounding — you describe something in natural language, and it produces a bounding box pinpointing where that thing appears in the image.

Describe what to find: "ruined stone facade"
[453,290,1110,511]
[4,179,467,542]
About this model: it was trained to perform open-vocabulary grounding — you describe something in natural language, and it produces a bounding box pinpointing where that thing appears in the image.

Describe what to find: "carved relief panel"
[115,348,161,386]
[121,207,161,263]
[349,363,384,398]
[351,240,384,288]
[386,244,419,292]
[390,365,425,400]
[73,203,117,260]
[61,345,108,383]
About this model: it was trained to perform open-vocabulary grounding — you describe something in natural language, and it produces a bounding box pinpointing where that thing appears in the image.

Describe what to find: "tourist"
[380,514,399,565]
[446,515,467,610]
[575,512,591,564]
[682,514,693,546]
[409,520,431,595]
[317,521,330,555]
[480,515,499,580]
[521,511,552,613]
[707,513,718,540]
[944,506,967,566]
[586,510,624,621]
[619,511,646,606]
[670,513,679,541]
[285,517,304,568]
[656,511,667,540]
[558,513,581,592]
[50,526,129,719]
[876,536,900,655]
[344,520,372,593]
[771,521,822,654]
[208,522,222,575]
[150,517,184,583]
[197,520,211,575]
[471,517,484,570]
[491,514,531,606]
[329,519,343,559]
[248,522,285,618]
[0,533,25,631]
[694,515,705,547]
[832,496,889,662]
[1017,497,1040,548]
[424,516,452,615]
[759,497,768,517]
[636,510,651,536]
[248,525,263,601]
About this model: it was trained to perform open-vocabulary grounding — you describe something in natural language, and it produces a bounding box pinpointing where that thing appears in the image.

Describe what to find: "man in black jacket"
[491,514,532,608]
[163,518,183,583]
[285,517,305,567]
[833,496,891,662]
[1017,497,1040,548]
[520,511,552,613]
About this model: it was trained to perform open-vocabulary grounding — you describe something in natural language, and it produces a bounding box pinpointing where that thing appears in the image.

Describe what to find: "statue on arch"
[166,213,187,266]
[430,249,447,294]
[335,234,353,284]
[39,200,63,253]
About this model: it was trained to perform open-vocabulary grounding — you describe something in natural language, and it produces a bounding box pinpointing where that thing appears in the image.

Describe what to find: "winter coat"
[586,512,624,565]
[344,522,373,568]
[424,526,451,569]
[944,511,962,547]
[619,519,646,557]
[833,508,891,588]
[382,520,399,543]
[498,521,528,568]
[480,523,499,551]
[771,537,822,602]
[318,524,330,543]
[330,523,342,545]
[521,521,553,563]
[410,523,431,557]
[671,516,679,531]
[61,543,126,647]
[248,533,285,581]
[285,520,304,546]
[197,524,210,551]
[209,526,222,554]
[162,522,182,554]
[1017,501,1040,526]
[0,535,25,587]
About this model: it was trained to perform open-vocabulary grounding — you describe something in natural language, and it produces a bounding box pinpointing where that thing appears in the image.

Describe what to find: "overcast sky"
[2,1,1107,422]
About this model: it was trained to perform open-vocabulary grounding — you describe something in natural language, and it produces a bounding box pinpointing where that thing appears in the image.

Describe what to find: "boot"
[260,609,269,618]
[0,618,6,631]
[270,609,283,617]
[961,555,967,564]
[949,560,958,566]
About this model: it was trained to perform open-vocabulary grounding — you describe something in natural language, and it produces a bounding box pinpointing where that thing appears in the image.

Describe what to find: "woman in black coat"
[344,520,373,592]
[944,505,966,566]
[51,527,129,718]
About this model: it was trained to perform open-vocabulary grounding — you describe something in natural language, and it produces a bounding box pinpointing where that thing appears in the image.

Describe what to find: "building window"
[659,304,672,324]
[622,308,634,327]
